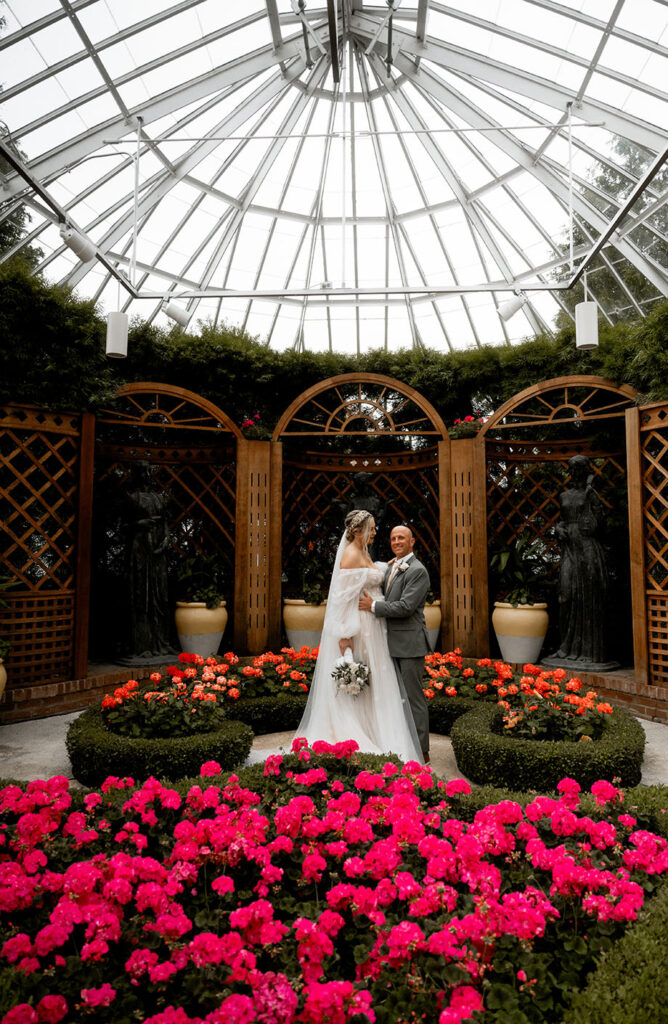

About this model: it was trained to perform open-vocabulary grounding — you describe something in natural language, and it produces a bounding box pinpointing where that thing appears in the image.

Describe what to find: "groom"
[359,524,431,763]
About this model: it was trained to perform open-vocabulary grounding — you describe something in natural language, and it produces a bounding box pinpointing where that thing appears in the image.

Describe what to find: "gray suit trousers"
[393,656,430,756]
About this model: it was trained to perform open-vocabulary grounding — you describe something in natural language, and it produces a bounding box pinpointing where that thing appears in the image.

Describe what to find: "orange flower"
[475,683,487,693]
[228,687,240,699]
[596,702,613,714]
[424,688,435,699]
[565,679,582,692]
[445,686,457,697]
[462,667,475,678]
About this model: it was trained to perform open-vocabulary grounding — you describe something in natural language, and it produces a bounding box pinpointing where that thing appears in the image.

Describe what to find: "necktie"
[387,559,402,589]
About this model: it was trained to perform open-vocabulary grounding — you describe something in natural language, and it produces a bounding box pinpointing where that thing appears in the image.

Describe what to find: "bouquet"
[332,647,370,697]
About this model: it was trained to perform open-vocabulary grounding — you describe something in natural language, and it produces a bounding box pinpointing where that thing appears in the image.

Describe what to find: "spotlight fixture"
[163,301,191,328]
[106,311,129,359]
[497,291,528,322]
[575,300,599,350]
[59,223,96,263]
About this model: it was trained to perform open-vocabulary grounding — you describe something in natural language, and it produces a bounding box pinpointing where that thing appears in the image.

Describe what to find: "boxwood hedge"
[66,706,254,786]
[450,703,645,790]
[561,877,668,1024]
[232,693,307,733]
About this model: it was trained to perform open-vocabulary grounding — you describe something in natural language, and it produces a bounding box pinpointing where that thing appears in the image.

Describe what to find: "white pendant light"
[106,311,129,359]
[59,224,96,263]
[164,301,191,328]
[498,291,528,322]
[575,301,598,350]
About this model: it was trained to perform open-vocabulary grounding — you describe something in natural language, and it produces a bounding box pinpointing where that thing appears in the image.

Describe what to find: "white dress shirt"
[371,552,414,613]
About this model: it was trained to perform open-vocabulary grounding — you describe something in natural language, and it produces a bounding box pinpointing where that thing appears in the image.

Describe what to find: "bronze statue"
[543,455,619,672]
[123,462,172,661]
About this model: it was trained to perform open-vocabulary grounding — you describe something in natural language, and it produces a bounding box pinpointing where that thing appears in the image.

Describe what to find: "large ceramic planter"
[0,659,6,701]
[424,600,442,651]
[175,601,227,659]
[283,599,327,651]
[492,600,548,665]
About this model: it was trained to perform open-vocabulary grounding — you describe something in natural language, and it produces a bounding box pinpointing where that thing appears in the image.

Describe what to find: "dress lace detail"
[293,561,423,762]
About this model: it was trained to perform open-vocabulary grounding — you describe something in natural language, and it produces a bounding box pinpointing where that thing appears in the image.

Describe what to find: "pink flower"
[444,779,471,797]
[1,1007,38,1024]
[35,996,68,1024]
[80,984,116,1007]
[200,761,222,777]
[591,780,621,806]
[206,994,255,1023]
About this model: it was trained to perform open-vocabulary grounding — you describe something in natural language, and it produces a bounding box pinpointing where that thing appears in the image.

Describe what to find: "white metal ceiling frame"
[0,0,666,346]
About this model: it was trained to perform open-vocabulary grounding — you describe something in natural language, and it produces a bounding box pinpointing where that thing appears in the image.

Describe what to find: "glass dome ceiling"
[1,0,666,353]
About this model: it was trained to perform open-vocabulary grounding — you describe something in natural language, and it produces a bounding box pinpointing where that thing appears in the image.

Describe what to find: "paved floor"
[1,713,667,787]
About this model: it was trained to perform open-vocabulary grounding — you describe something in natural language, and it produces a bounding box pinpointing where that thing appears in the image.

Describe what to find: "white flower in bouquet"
[332,647,370,697]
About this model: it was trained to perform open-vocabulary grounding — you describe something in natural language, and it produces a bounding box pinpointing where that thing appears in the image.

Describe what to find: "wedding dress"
[292,537,423,763]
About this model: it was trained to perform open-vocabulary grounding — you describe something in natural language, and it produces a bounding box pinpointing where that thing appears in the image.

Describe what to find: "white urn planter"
[492,601,549,665]
[424,600,442,651]
[175,601,228,659]
[283,599,327,651]
[0,659,6,701]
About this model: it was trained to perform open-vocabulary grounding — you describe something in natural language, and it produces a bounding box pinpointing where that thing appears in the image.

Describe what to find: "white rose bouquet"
[332,647,370,697]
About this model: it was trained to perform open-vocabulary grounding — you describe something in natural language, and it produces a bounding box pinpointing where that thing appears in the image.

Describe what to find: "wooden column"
[234,439,272,653]
[449,437,490,656]
[625,407,648,685]
[438,439,454,651]
[268,441,283,650]
[73,412,95,678]
[471,435,490,654]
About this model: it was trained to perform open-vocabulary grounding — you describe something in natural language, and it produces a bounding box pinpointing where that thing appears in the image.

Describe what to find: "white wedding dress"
[293,546,423,763]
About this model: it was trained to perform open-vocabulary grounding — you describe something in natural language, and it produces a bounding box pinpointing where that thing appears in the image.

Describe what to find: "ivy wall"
[0,261,666,426]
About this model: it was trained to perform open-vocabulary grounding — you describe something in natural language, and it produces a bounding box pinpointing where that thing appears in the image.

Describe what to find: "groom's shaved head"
[390,525,415,558]
[392,523,414,538]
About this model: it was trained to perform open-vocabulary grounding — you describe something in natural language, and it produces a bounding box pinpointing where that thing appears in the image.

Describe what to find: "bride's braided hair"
[344,509,374,545]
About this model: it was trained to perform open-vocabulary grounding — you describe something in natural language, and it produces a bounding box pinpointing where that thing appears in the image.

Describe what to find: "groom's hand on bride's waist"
[359,590,373,612]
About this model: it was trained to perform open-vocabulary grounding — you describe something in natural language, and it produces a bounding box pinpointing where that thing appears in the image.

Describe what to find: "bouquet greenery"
[332,647,370,696]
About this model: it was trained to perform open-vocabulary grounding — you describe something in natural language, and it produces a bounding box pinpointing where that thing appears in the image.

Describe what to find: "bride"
[293,509,423,763]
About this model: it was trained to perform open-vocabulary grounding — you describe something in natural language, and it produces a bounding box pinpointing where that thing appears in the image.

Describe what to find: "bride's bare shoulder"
[340,545,367,570]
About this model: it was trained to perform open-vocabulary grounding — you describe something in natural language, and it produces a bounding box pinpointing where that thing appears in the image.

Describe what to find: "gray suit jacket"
[373,555,431,659]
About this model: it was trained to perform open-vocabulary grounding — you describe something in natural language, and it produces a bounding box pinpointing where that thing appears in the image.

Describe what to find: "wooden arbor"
[470,376,638,660]
[268,373,453,652]
[93,384,245,657]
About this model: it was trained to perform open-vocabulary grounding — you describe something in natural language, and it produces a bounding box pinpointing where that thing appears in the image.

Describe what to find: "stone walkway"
[0,712,667,787]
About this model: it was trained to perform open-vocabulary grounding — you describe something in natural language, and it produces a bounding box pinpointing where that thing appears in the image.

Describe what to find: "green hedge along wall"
[1,261,666,427]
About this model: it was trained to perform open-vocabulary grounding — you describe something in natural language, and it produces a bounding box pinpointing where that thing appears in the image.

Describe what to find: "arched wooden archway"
[92,383,245,660]
[270,373,452,651]
[471,375,639,657]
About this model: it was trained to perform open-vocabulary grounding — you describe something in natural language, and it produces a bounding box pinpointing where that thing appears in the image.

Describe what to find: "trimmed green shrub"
[562,878,668,1024]
[232,693,308,733]
[450,702,645,790]
[426,695,476,735]
[66,706,253,786]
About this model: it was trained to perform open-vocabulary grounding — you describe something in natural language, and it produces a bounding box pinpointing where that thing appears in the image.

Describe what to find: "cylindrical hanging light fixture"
[106,311,129,358]
[164,301,191,328]
[575,301,598,350]
[59,224,96,263]
[498,292,528,322]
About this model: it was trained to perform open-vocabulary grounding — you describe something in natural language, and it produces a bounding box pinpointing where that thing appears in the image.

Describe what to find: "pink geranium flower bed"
[1,742,667,1024]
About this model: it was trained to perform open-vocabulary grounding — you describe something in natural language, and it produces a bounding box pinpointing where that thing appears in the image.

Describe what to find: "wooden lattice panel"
[485,439,627,578]
[639,406,668,684]
[92,385,239,659]
[0,406,82,686]
[647,594,668,685]
[282,455,441,593]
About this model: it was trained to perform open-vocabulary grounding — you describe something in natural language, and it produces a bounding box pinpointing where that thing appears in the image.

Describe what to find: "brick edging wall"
[0,665,164,724]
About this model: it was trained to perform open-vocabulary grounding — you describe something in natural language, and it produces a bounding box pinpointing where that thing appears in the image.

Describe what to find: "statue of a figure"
[543,455,619,672]
[122,462,173,662]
